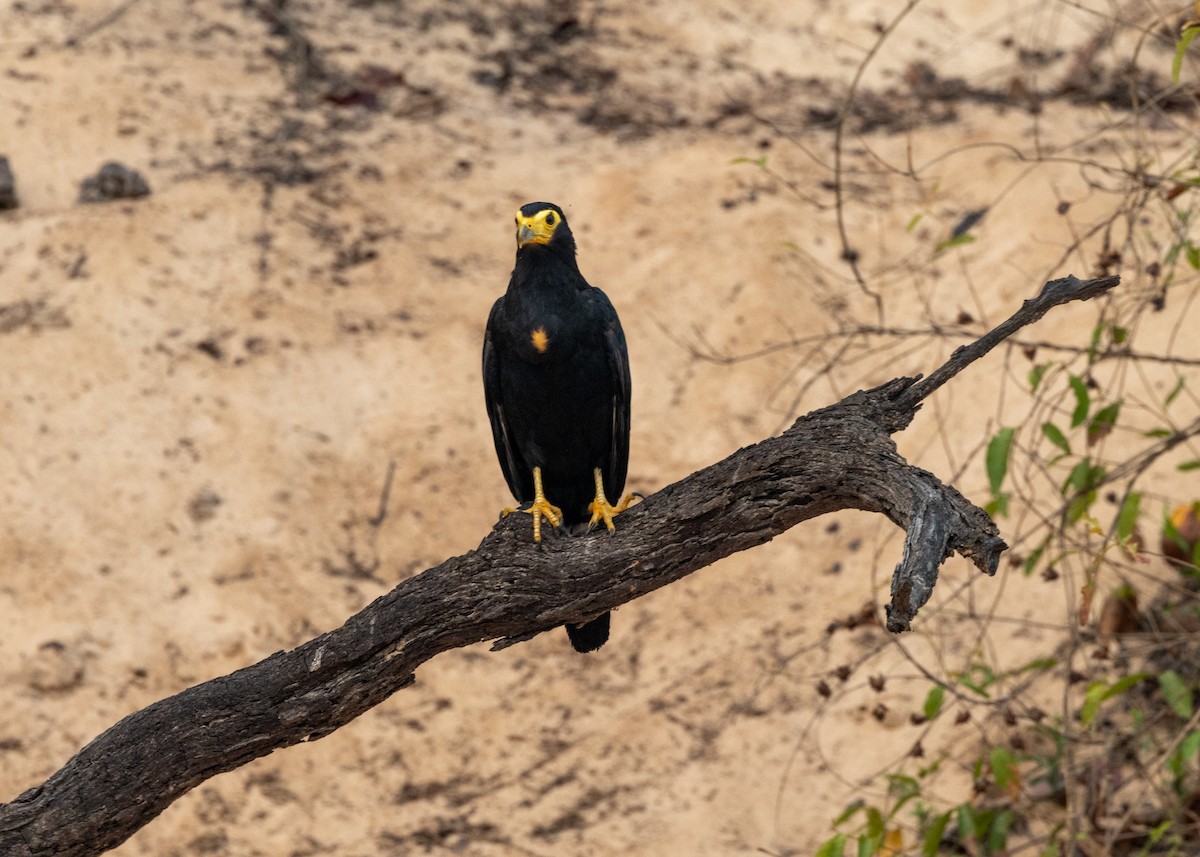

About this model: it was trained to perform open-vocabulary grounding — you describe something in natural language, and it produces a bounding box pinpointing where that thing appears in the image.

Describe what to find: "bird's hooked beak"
[516,213,553,248]
[516,223,539,247]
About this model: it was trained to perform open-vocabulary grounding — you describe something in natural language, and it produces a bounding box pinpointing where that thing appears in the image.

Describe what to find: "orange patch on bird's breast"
[530,327,550,353]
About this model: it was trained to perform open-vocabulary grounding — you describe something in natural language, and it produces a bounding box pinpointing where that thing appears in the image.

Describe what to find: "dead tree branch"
[0,274,1119,857]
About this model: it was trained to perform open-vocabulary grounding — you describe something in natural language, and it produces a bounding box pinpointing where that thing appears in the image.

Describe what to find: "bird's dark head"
[514,202,576,259]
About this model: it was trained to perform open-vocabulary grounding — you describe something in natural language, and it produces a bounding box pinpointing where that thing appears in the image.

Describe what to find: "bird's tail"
[566,612,610,653]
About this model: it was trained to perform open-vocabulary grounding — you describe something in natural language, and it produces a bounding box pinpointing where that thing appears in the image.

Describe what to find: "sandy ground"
[2,0,1198,854]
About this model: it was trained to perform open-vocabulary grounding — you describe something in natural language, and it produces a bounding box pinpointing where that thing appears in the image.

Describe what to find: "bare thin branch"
[902,275,1121,406]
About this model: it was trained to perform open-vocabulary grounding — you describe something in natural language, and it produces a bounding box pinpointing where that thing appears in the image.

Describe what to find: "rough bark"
[0,274,1119,856]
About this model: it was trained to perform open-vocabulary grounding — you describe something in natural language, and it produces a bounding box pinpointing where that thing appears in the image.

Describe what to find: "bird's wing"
[596,289,631,500]
[483,299,533,501]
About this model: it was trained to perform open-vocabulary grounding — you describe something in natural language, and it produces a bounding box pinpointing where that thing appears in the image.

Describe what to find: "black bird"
[482,202,633,653]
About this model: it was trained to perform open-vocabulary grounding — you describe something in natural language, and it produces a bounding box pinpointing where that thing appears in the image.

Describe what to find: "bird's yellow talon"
[530,497,563,543]
[505,466,563,543]
[586,468,638,533]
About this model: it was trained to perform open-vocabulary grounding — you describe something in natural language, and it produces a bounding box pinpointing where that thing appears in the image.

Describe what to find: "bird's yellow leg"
[501,466,563,543]
[587,467,639,534]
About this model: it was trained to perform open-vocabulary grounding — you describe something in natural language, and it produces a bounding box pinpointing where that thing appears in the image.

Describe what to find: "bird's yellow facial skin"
[515,208,561,248]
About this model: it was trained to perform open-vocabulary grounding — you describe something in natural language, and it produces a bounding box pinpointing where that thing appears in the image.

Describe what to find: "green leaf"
[1093,400,1122,429]
[1042,422,1071,456]
[957,663,996,698]
[1117,492,1142,543]
[1066,493,1094,524]
[1167,730,1200,780]
[1080,683,1107,727]
[833,801,865,827]
[1166,240,1183,266]
[906,213,923,232]
[1063,459,1092,493]
[1087,401,1122,446]
[1063,458,1105,523]
[1173,25,1200,84]
[1159,670,1194,719]
[1106,673,1149,705]
[856,833,882,857]
[865,806,885,839]
[886,773,919,797]
[990,747,1017,791]
[1171,372,1190,405]
[1023,541,1047,576]
[1145,427,1174,439]
[1188,243,1200,270]
[935,233,977,252]
[917,758,942,779]
[1178,459,1200,472]
[985,492,1010,518]
[986,427,1015,495]
[1147,818,1175,847]
[956,803,978,841]
[1012,656,1058,675]
[924,685,945,720]
[987,809,1014,852]
[921,811,951,857]
[1069,375,1090,427]
[1110,325,1128,345]
[1029,363,1049,392]
[816,833,848,857]
[886,774,920,818]
[1081,673,1151,726]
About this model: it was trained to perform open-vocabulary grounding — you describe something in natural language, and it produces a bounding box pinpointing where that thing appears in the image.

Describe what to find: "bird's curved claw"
[501,466,563,543]
[587,468,640,534]
[502,496,563,543]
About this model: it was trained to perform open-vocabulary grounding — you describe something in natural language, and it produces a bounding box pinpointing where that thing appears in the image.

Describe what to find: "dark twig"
[247,0,329,93]
[831,0,922,323]
[368,460,397,528]
[900,274,1120,407]
[665,322,1200,370]
[0,275,1117,857]
[64,0,145,48]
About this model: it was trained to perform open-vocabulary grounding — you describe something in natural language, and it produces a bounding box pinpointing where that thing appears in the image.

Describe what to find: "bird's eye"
[545,212,556,226]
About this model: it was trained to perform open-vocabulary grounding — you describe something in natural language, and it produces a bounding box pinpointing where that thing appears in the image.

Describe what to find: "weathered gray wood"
[0,274,1119,856]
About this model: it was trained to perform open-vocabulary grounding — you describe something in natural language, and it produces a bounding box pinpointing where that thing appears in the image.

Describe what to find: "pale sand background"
[2,1,1198,854]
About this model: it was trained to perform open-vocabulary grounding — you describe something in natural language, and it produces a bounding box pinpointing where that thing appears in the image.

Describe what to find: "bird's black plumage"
[483,202,631,653]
